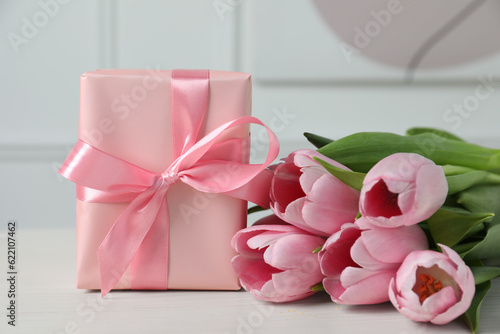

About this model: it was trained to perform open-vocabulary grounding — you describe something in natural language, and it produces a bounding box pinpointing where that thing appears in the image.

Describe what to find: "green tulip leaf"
[310,282,325,292]
[469,266,500,285]
[406,127,465,141]
[318,132,500,173]
[314,158,365,191]
[458,185,500,223]
[446,170,500,195]
[442,165,477,176]
[464,224,500,260]
[312,246,322,254]
[247,205,269,215]
[304,132,334,149]
[417,222,438,250]
[462,280,491,334]
[427,207,493,247]
[454,241,481,256]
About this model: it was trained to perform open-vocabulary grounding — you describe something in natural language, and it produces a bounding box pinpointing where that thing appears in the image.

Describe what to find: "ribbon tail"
[98,178,168,296]
[130,199,170,290]
[222,169,274,208]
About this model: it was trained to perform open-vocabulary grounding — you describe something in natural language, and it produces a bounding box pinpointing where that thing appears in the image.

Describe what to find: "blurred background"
[1,0,499,228]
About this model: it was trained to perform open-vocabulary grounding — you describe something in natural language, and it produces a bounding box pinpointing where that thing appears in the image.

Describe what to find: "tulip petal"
[394,185,416,219]
[430,245,476,325]
[283,197,306,224]
[270,202,288,222]
[272,268,323,296]
[283,197,330,235]
[323,277,346,302]
[306,173,359,205]
[319,226,361,277]
[232,229,264,254]
[412,165,448,222]
[257,280,316,302]
[231,224,307,253]
[301,174,360,235]
[354,217,372,229]
[271,162,304,208]
[298,164,325,194]
[247,231,294,250]
[394,292,436,322]
[422,286,457,318]
[264,234,323,270]
[340,266,395,288]
[430,296,471,325]
[232,255,282,291]
[364,153,424,184]
[388,278,403,311]
[250,280,277,300]
[302,200,355,236]
[440,244,468,277]
[350,238,395,270]
[395,287,457,323]
[293,149,349,171]
[361,225,428,264]
[334,271,395,305]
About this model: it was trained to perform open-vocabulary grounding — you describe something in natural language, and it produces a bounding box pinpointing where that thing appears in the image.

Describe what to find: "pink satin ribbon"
[59,70,279,296]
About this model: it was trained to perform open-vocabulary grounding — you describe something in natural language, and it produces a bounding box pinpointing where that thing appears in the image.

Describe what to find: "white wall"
[1,0,499,228]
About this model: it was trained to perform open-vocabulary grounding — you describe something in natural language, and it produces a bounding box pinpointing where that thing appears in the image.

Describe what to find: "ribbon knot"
[59,70,279,296]
[161,170,179,185]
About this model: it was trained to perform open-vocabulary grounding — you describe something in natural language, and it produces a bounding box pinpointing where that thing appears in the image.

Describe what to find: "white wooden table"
[1,229,499,334]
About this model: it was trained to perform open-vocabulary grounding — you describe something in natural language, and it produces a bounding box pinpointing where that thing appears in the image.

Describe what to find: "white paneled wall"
[1,0,499,228]
[114,1,238,70]
[1,0,100,145]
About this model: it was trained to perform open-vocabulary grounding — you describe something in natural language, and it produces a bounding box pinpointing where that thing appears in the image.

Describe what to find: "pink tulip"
[231,219,325,302]
[360,153,447,228]
[389,244,475,325]
[319,220,428,304]
[270,149,360,236]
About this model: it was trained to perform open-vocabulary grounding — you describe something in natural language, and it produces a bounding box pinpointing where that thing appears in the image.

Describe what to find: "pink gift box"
[73,69,254,291]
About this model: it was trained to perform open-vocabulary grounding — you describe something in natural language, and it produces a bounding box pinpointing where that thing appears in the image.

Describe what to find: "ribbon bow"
[59,70,279,296]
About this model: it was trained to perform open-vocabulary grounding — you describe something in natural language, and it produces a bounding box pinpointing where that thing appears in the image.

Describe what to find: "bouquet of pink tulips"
[232,128,500,334]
